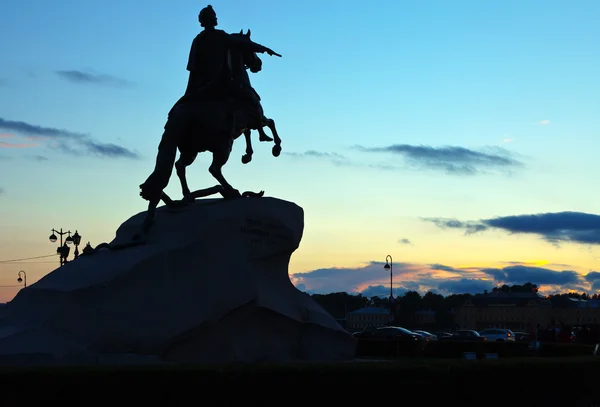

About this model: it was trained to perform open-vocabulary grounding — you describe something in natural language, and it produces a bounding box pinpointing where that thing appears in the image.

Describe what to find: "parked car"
[479,328,516,342]
[432,331,453,339]
[354,326,426,357]
[412,330,438,341]
[440,330,486,341]
[354,326,423,342]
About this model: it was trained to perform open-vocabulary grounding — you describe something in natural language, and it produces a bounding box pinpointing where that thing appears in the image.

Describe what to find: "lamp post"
[17,270,26,288]
[384,255,393,301]
[49,228,83,266]
[71,230,82,259]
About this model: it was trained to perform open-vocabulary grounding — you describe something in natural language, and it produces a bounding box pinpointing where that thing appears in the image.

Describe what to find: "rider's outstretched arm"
[223,32,281,57]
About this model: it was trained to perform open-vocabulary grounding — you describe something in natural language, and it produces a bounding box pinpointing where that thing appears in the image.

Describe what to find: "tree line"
[310,282,599,323]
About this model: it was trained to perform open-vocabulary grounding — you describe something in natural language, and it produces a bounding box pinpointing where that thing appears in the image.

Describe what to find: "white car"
[479,328,516,342]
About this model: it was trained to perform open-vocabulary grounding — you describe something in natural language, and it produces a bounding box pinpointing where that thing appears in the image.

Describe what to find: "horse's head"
[232,29,262,73]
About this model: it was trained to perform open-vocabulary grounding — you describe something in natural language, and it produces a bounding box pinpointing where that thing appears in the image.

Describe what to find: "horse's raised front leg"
[265,117,282,157]
[209,144,241,200]
[241,129,253,164]
[175,151,198,197]
[257,125,273,142]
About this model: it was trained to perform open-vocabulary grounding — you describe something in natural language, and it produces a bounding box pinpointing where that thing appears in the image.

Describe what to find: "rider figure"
[174,5,280,110]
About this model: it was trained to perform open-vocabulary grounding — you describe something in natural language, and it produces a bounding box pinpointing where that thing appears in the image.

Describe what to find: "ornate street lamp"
[72,230,82,259]
[384,255,394,319]
[17,270,26,288]
[49,228,84,266]
[384,255,393,301]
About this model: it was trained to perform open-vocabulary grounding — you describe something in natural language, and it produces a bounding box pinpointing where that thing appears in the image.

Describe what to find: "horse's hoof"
[182,195,195,204]
[272,145,282,157]
[260,135,274,142]
[139,184,162,202]
[220,188,242,200]
[241,154,252,164]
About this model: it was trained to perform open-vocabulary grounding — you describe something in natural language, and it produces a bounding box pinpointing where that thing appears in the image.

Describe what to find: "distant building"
[553,298,600,326]
[346,307,393,332]
[455,291,552,331]
[454,292,600,331]
[413,309,436,326]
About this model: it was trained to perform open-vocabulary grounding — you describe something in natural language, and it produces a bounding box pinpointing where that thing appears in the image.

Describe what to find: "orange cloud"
[0,141,39,148]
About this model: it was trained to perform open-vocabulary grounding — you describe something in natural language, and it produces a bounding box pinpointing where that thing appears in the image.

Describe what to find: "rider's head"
[199,5,218,28]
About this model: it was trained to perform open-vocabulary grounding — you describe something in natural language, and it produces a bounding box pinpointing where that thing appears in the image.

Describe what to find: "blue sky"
[1,0,600,301]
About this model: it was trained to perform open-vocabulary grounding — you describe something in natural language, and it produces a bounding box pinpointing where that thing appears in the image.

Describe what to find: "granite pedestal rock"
[0,197,355,364]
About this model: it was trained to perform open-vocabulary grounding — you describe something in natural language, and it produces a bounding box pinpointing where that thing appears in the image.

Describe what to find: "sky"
[1,0,600,302]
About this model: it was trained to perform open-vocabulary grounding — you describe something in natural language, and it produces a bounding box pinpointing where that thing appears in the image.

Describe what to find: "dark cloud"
[293,261,593,296]
[56,70,134,88]
[0,118,139,159]
[284,150,347,163]
[286,145,523,175]
[354,144,522,175]
[299,150,344,159]
[0,118,83,139]
[295,283,308,292]
[481,265,582,286]
[421,217,489,234]
[283,150,403,172]
[498,260,574,269]
[429,263,461,273]
[398,238,413,245]
[361,284,415,298]
[584,272,600,291]
[437,279,495,295]
[486,212,600,245]
[291,261,420,294]
[54,138,139,158]
[585,272,600,282]
[423,211,600,246]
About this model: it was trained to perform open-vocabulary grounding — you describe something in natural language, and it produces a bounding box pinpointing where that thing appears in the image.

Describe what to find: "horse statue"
[138,30,281,236]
